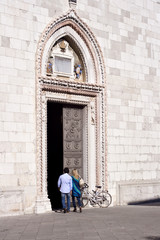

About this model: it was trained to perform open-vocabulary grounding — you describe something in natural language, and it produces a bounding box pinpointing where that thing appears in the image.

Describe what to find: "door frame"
[35,86,105,213]
[42,91,90,195]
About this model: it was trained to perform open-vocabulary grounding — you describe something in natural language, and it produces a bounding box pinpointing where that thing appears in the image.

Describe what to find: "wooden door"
[63,106,83,177]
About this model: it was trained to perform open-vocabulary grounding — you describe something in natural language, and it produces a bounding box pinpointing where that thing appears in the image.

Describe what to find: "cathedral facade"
[0,0,160,216]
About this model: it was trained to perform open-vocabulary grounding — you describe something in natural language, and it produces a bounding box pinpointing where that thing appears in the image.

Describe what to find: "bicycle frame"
[81,183,112,208]
[85,190,98,205]
[81,185,102,206]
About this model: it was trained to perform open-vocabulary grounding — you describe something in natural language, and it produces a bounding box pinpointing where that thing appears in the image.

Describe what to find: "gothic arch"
[35,9,106,213]
[36,9,106,84]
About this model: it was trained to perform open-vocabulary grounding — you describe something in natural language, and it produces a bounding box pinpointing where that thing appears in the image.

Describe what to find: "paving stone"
[0,207,160,240]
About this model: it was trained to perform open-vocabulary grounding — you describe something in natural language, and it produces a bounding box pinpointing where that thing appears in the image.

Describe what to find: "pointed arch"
[36,9,106,85]
[35,9,107,213]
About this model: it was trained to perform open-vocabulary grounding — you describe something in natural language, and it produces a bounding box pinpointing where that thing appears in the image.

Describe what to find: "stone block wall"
[106,0,160,204]
[0,0,52,214]
[0,0,160,214]
[77,0,160,204]
[0,188,24,216]
[0,0,70,215]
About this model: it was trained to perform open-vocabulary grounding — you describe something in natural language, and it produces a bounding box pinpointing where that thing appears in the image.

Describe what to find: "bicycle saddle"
[95,185,102,189]
[84,183,89,188]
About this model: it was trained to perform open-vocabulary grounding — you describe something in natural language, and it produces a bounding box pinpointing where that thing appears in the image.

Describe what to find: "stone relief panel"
[63,107,83,177]
[37,10,106,85]
[46,39,85,82]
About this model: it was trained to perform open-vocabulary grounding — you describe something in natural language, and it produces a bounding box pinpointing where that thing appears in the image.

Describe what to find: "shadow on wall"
[145,237,160,240]
[128,197,160,206]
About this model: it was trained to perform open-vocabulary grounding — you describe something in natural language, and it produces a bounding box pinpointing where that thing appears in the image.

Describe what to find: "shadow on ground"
[128,198,160,206]
[145,237,160,240]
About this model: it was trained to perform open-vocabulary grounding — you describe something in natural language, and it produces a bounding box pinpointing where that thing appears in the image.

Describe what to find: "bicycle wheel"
[97,191,112,208]
[81,189,89,208]
[81,196,89,207]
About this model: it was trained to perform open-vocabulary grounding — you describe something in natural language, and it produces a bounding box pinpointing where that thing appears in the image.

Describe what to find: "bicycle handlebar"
[83,183,89,188]
[83,183,103,189]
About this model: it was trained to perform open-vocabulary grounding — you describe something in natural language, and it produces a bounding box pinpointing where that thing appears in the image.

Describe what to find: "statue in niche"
[74,64,82,79]
[46,60,53,76]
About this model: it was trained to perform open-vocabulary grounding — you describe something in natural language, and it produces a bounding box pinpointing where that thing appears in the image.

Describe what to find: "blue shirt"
[58,173,72,193]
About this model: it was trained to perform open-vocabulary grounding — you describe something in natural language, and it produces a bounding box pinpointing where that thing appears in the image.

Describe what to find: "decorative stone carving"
[35,8,106,213]
[46,61,53,76]
[36,9,106,84]
[69,0,77,9]
[47,39,85,81]
[90,102,95,125]
[59,40,67,52]
[63,107,83,175]
[74,64,82,79]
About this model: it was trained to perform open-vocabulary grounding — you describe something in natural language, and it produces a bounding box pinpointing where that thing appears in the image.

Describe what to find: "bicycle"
[81,183,112,208]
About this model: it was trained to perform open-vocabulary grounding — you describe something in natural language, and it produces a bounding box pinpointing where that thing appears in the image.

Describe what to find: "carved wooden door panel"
[63,106,83,177]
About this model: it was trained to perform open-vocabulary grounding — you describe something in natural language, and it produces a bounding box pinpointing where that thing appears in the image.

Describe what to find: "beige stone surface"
[0,0,160,215]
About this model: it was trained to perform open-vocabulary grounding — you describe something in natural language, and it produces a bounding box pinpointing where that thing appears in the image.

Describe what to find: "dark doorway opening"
[47,101,84,210]
[47,102,63,210]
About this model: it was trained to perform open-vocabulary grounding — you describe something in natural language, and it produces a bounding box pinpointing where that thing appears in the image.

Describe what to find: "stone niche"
[0,188,24,216]
[46,39,85,82]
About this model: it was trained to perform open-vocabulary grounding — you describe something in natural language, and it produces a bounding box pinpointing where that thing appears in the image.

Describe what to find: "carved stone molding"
[39,77,104,97]
[35,9,107,213]
[36,9,106,85]
[69,0,77,9]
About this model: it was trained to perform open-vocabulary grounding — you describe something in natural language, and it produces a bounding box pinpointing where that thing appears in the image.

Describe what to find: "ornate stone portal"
[35,9,106,213]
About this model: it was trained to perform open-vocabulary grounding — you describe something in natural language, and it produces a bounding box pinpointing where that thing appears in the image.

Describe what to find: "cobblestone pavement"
[0,206,160,240]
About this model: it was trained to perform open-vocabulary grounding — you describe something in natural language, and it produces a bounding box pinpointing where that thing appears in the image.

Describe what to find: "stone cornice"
[39,77,105,96]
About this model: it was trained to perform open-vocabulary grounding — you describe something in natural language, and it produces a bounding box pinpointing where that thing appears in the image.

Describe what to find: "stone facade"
[0,0,160,216]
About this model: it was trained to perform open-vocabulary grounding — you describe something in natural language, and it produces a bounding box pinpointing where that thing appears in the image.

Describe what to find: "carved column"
[35,92,52,214]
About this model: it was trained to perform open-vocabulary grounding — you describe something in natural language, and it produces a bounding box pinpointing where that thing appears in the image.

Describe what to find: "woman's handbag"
[79,177,84,187]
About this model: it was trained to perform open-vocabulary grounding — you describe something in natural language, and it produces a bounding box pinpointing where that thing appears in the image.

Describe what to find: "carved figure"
[74,64,82,79]
[46,61,53,75]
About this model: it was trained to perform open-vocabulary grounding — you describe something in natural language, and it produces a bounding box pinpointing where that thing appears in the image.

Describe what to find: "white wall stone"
[0,0,160,215]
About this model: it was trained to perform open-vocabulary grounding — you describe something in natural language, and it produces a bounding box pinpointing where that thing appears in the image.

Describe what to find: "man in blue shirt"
[58,167,72,213]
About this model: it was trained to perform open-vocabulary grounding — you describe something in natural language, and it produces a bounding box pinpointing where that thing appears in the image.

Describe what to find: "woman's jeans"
[61,193,70,211]
[72,196,82,208]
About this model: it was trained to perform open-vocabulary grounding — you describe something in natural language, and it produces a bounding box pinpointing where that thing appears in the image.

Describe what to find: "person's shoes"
[80,207,82,213]
[63,208,67,213]
[66,210,70,213]
[73,208,77,212]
